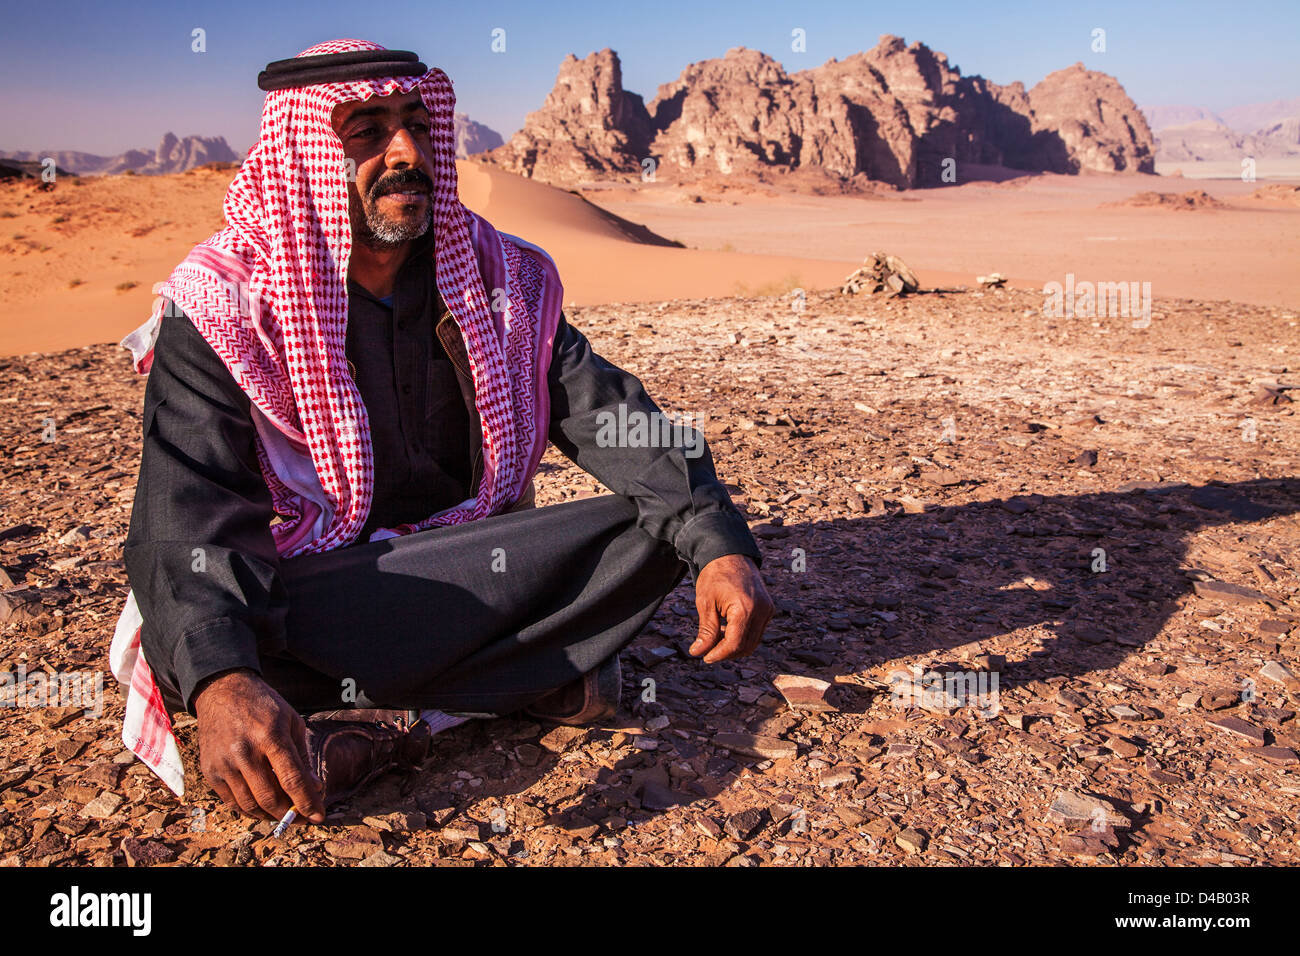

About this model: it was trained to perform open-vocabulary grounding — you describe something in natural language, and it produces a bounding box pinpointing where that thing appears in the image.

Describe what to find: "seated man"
[110,39,772,826]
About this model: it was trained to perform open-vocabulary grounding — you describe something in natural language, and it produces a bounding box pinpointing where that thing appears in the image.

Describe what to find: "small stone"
[538,726,585,753]
[772,674,836,713]
[644,715,671,732]
[358,850,404,867]
[1061,830,1117,856]
[1107,704,1141,720]
[120,837,176,867]
[723,808,766,841]
[362,810,425,832]
[80,792,124,820]
[1207,715,1266,745]
[78,761,123,790]
[1106,735,1141,758]
[58,525,93,546]
[896,828,928,854]
[818,767,856,789]
[999,496,1039,515]
[695,816,724,840]
[514,743,542,766]
[35,706,83,729]
[970,654,1005,672]
[1056,688,1089,710]
[1200,689,1240,711]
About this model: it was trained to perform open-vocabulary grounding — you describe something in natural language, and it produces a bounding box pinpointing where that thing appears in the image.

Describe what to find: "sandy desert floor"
[1,163,1297,358]
[582,168,1300,309]
[1,278,1297,866]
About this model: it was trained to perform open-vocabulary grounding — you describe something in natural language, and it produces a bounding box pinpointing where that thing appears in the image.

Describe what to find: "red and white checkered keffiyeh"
[111,39,564,796]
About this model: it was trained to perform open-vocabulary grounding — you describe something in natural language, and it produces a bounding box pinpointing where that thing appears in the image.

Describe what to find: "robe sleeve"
[122,305,288,714]
[546,313,762,579]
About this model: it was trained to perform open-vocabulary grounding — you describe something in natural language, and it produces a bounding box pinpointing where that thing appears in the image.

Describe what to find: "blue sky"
[2,0,1297,154]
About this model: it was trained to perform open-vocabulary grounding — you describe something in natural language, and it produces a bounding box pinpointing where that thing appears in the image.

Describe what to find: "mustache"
[370,169,433,199]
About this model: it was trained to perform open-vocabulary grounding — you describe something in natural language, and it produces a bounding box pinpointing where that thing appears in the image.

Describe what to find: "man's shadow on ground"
[364,477,1298,846]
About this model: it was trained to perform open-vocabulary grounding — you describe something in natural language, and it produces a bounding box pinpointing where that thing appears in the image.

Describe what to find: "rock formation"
[1019,63,1154,174]
[453,112,503,158]
[488,48,654,183]
[483,35,1157,189]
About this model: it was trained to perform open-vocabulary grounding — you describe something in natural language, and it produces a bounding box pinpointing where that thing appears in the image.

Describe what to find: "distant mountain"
[1142,97,1300,162]
[1142,105,1223,132]
[453,112,503,158]
[1219,98,1300,136]
[0,134,238,176]
[3,115,505,173]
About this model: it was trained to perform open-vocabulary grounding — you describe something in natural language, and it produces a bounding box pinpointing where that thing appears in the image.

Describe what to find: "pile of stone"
[840,252,920,297]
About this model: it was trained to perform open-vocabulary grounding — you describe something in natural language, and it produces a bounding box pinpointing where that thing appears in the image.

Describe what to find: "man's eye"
[410,121,431,132]
[354,127,377,138]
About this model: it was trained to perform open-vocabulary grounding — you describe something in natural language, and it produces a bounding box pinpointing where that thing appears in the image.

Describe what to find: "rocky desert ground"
[2,277,1297,866]
[2,26,1298,868]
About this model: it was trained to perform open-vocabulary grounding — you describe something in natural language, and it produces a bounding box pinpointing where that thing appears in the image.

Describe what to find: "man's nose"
[385,127,424,170]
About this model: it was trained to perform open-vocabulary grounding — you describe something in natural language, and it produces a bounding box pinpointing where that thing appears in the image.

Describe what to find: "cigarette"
[272,806,298,838]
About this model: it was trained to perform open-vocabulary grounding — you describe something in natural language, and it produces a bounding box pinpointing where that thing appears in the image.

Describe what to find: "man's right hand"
[192,668,326,824]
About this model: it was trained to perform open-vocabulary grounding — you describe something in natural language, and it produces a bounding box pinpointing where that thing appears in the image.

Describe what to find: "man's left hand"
[690,554,774,663]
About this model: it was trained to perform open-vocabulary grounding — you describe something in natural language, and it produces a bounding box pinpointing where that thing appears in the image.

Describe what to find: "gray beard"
[356,201,433,250]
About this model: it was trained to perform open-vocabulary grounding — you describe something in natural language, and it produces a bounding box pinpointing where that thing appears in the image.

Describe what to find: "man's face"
[331,90,435,249]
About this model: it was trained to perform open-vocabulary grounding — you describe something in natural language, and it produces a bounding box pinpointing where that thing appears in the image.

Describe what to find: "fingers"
[699,590,773,663]
[264,724,326,824]
[702,604,747,663]
[207,775,239,814]
[690,589,723,658]
[219,762,273,820]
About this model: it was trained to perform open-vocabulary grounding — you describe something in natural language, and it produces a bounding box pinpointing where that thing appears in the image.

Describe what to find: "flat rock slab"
[1259,661,1297,687]
[1193,580,1272,606]
[1208,715,1266,745]
[714,732,797,761]
[362,810,426,832]
[538,726,586,753]
[1254,746,1297,764]
[772,674,836,712]
[1047,790,1131,829]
